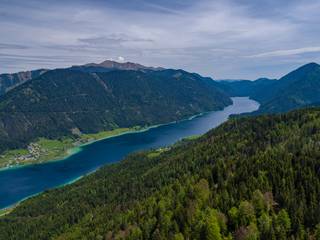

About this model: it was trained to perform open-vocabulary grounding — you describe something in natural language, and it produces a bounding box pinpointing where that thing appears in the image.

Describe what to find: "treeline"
[1,108,320,239]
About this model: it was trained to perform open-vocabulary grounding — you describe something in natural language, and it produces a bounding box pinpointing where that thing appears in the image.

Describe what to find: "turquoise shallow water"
[0,97,259,209]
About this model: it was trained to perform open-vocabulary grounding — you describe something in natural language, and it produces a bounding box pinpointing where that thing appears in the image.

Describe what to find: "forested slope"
[220,63,320,115]
[0,68,231,153]
[255,63,320,114]
[1,107,320,239]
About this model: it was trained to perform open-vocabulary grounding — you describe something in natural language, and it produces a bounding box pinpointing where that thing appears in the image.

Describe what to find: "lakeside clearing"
[0,111,209,171]
[0,126,142,170]
[0,207,13,217]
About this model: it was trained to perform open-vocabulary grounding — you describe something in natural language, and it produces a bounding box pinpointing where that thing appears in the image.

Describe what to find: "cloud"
[0,0,319,79]
[0,43,29,50]
[247,47,320,58]
[78,34,153,46]
[117,56,125,62]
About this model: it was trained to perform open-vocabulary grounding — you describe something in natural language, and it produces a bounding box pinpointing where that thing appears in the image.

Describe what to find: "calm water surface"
[0,97,259,209]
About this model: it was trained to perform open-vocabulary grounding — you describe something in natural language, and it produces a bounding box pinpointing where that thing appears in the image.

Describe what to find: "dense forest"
[1,107,320,239]
[0,68,231,153]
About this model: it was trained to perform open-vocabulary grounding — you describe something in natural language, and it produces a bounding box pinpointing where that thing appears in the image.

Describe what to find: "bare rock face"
[0,69,48,95]
[83,60,164,71]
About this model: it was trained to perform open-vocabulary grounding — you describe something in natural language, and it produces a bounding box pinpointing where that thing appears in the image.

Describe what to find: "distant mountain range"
[0,60,163,95]
[0,65,231,153]
[1,60,319,154]
[1,61,320,239]
[254,63,320,113]
[79,60,164,71]
[220,63,320,114]
[218,78,277,98]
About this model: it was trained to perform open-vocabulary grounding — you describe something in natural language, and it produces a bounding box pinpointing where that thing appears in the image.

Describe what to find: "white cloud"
[0,0,319,79]
[117,56,125,62]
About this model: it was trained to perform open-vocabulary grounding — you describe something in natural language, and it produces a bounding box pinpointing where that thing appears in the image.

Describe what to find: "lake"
[0,97,259,209]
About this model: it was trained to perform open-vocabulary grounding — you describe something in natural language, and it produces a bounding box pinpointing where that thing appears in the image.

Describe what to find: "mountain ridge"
[0,68,231,154]
[82,60,164,71]
[253,62,320,113]
[220,62,320,114]
[0,60,164,95]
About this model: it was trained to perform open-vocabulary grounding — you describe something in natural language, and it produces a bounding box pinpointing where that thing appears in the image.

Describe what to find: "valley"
[0,97,259,210]
[1,101,319,240]
[2,0,320,239]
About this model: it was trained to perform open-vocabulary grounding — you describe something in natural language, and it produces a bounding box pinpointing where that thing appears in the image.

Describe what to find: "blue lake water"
[0,97,259,209]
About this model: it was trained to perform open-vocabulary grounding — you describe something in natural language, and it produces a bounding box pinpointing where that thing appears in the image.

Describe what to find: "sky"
[0,0,320,79]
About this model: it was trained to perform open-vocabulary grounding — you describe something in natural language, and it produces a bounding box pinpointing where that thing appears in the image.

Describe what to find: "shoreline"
[0,109,215,173]
[0,108,227,210]
[0,127,145,172]
[0,101,240,211]
[0,97,262,213]
[0,112,210,211]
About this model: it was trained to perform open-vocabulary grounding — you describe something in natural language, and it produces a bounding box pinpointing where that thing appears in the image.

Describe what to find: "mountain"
[254,63,320,113]
[218,78,277,97]
[0,60,162,95]
[0,69,47,95]
[1,107,320,239]
[70,60,164,73]
[0,68,231,153]
[220,63,320,114]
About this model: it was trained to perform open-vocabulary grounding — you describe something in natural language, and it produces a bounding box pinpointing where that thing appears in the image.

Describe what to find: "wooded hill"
[1,107,320,239]
[0,68,231,153]
[220,63,320,115]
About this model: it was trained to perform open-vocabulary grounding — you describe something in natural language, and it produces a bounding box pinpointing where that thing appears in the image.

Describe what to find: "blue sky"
[1,0,320,79]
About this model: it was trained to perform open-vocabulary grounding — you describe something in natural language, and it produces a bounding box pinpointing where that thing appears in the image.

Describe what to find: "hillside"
[254,63,320,113]
[0,68,231,153]
[0,60,162,95]
[0,69,47,95]
[1,107,320,239]
[220,63,320,114]
[218,78,277,97]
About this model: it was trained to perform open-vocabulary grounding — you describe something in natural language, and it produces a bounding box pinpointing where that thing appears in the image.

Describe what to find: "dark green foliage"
[0,69,231,153]
[1,107,320,239]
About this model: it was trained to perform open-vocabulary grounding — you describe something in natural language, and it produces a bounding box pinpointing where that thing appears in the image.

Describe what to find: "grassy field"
[0,208,12,217]
[147,147,170,158]
[0,127,142,169]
